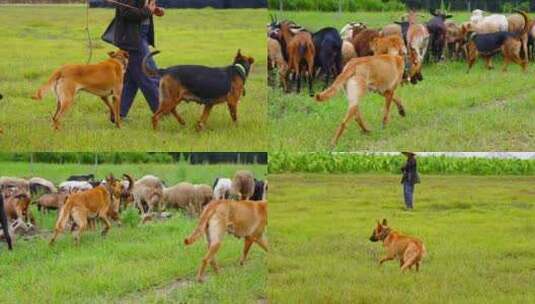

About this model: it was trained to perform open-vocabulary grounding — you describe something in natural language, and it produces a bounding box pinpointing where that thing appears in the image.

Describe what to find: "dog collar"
[233,63,248,80]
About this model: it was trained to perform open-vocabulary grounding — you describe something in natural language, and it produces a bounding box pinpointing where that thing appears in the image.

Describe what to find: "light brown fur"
[287,31,315,95]
[232,170,255,200]
[184,200,268,282]
[4,193,35,225]
[315,55,406,146]
[268,37,289,91]
[370,219,426,272]
[371,35,406,56]
[49,175,125,246]
[32,50,128,130]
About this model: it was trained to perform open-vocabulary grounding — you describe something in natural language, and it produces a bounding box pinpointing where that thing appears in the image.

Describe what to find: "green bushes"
[269,152,535,175]
[0,153,175,165]
[267,0,405,12]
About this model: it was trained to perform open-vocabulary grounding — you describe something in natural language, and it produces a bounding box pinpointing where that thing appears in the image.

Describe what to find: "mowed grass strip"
[268,11,535,151]
[0,6,267,151]
[0,162,267,303]
[267,174,535,303]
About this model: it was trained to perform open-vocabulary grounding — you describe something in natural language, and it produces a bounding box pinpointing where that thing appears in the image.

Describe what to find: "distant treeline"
[0,153,267,165]
[269,153,535,175]
[268,0,533,12]
[89,0,266,8]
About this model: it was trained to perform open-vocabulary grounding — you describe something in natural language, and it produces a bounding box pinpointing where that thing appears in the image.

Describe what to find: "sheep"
[469,10,508,34]
[268,36,289,92]
[213,177,232,200]
[0,177,30,194]
[164,182,213,216]
[29,177,57,197]
[59,181,93,193]
[67,174,95,182]
[128,174,163,222]
[232,170,255,200]
[36,192,68,214]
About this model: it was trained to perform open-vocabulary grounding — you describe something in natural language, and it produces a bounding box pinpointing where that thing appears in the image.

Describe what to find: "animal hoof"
[195,123,204,132]
[399,109,406,117]
[196,276,205,283]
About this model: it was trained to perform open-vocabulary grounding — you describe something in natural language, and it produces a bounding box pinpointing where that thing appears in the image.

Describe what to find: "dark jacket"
[401,157,420,185]
[102,0,155,51]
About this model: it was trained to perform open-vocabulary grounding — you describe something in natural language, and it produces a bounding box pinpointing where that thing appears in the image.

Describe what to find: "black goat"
[426,9,452,62]
[67,174,95,182]
[312,27,343,88]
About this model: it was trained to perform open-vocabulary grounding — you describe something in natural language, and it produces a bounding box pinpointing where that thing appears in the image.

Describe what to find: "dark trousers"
[120,25,160,118]
[403,182,415,209]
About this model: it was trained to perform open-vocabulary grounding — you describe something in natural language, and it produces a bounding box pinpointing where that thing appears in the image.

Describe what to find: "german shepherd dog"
[49,175,127,246]
[32,50,129,130]
[315,54,406,146]
[184,200,268,282]
[369,219,426,271]
[0,195,13,250]
[143,50,255,131]
[464,11,530,72]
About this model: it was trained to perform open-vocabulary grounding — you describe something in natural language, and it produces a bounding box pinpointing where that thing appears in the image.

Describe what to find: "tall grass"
[269,152,535,175]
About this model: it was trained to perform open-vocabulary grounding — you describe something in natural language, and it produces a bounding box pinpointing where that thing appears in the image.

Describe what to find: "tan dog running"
[184,199,268,282]
[32,50,129,130]
[315,54,406,146]
[369,219,426,271]
[49,175,126,246]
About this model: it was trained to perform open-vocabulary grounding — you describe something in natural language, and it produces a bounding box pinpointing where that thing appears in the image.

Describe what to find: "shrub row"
[268,152,535,175]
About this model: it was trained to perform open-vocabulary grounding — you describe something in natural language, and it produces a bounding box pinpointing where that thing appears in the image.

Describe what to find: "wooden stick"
[104,0,139,10]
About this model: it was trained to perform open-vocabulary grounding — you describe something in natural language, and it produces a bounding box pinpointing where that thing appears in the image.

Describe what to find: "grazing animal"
[29,177,57,197]
[426,10,452,61]
[406,20,430,83]
[250,179,268,201]
[341,40,357,66]
[163,182,213,216]
[232,170,255,200]
[352,27,380,57]
[445,21,464,60]
[508,13,529,59]
[32,50,129,130]
[0,195,13,250]
[36,192,68,214]
[312,27,343,88]
[49,175,125,246]
[340,22,366,41]
[287,30,316,95]
[143,50,254,131]
[528,21,535,61]
[184,200,268,282]
[212,177,232,200]
[59,181,93,193]
[0,177,30,194]
[470,10,508,33]
[315,55,406,146]
[267,37,289,92]
[127,174,163,222]
[464,11,529,72]
[369,219,426,272]
[4,193,35,228]
[382,23,403,38]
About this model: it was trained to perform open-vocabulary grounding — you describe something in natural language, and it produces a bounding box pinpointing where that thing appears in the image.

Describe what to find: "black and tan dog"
[464,11,530,72]
[143,50,254,131]
[369,219,426,272]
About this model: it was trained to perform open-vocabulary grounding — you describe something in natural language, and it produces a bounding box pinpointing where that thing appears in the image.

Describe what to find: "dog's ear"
[107,51,116,58]
[382,218,388,226]
[236,49,242,58]
[248,56,255,64]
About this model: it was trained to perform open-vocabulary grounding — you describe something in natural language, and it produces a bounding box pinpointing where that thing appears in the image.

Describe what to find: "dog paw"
[399,109,406,117]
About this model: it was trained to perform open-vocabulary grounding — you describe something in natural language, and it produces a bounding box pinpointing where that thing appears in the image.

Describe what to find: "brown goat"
[352,28,381,57]
[287,31,315,95]
[4,193,35,227]
[268,37,289,92]
[37,192,68,214]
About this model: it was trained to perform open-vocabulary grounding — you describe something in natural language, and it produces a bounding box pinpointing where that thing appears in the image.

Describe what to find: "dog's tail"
[314,61,356,102]
[32,69,61,100]
[184,201,219,246]
[142,50,163,78]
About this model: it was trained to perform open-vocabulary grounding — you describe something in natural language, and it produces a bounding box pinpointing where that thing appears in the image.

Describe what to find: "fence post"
[468,1,471,12]
[30,153,34,175]
[94,154,98,175]
[279,0,283,12]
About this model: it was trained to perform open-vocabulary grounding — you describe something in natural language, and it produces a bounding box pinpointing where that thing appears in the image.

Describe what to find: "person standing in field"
[101,0,165,121]
[401,152,420,210]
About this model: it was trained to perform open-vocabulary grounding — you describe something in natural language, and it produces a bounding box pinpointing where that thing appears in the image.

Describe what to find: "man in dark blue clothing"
[102,0,165,120]
[401,152,420,209]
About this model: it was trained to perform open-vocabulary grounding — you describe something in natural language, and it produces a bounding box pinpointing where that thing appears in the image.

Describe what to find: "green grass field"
[268,11,535,151]
[268,173,535,303]
[0,162,267,303]
[0,6,267,151]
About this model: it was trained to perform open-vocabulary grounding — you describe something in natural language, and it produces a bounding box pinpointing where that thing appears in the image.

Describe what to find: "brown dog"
[184,200,268,282]
[369,219,426,271]
[370,35,406,56]
[315,54,406,146]
[143,50,254,131]
[32,50,129,130]
[49,175,126,246]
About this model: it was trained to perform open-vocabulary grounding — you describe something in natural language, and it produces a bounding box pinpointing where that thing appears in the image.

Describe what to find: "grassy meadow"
[0,161,267,303]
[267,173,535,303]
[0,6,267,151]
[268,11,535,151]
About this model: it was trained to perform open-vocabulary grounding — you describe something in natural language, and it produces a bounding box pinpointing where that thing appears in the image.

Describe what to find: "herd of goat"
[267,9,535,95]
[0,170,267,249]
